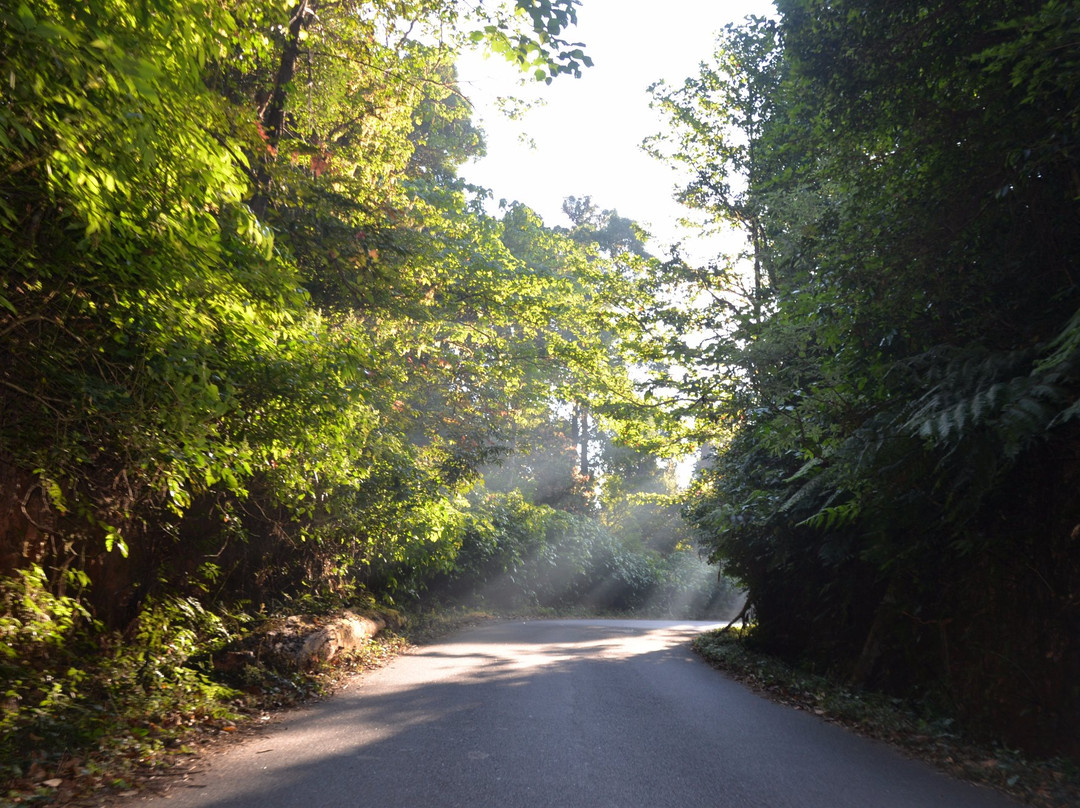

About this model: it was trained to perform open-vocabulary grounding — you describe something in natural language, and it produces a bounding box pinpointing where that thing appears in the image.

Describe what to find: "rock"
[299,611,386,664]
[216,607,393,671]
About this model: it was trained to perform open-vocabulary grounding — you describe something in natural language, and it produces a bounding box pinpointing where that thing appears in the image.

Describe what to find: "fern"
[797,500,859,531]
[904,344,1075,456]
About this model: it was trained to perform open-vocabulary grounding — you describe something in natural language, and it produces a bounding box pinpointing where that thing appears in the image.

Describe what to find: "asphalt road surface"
[135,619,1020,808]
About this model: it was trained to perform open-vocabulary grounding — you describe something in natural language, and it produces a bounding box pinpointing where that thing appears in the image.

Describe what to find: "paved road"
[135,619,1019,808]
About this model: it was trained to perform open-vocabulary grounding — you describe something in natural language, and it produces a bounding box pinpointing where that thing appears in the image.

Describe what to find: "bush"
[0,568,238,778]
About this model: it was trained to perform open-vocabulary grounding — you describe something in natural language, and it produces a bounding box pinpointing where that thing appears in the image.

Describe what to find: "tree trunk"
[252,0,316,217]
[578,404,590,479]
[851,578,899,687]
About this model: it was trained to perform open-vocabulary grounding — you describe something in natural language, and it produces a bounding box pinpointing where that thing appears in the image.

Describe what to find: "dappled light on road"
[138,620,1020,808]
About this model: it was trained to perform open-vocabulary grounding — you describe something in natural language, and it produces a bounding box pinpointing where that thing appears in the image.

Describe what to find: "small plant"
[0,565,100,762]
[0,570,252,801]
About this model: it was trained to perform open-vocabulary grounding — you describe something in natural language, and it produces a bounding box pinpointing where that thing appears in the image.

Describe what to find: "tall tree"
[653,1,1080,754]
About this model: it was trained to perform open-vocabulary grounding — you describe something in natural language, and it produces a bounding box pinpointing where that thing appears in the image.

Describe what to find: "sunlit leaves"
[0,0,665,629]
[467,0,592,83]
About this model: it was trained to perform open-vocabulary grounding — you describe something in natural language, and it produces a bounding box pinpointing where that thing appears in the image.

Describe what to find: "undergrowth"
[0,568,459,808]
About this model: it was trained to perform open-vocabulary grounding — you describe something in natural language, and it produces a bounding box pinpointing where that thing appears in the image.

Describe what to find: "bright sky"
[457,0,776,262]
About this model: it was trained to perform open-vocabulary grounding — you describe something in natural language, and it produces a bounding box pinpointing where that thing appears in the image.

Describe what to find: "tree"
[560,195,649,258]
[652,1,1080,754]
[0,0,606,610]
[648,17,784,306]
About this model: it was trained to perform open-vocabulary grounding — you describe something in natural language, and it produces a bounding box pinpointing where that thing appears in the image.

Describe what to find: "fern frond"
[797,500,859,531]
[904,346,1064,448]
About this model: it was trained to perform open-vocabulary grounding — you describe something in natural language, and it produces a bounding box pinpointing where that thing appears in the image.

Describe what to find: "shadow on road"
[147,620,1018,808]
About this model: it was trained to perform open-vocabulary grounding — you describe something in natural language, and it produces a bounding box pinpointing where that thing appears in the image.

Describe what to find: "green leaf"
[16,3,35,28]
[103,526,129,558]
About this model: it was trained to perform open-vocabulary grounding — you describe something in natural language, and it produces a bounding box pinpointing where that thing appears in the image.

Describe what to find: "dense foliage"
[0,0,614,610]
[0,0,737,779]
[650,0,1080,754]
[5,0,1076,783]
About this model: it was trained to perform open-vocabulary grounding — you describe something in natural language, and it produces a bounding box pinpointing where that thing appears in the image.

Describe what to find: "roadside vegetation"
[648,0,1080,763]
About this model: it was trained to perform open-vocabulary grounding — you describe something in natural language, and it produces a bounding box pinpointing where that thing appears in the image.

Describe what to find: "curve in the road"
[132,619,1021,808]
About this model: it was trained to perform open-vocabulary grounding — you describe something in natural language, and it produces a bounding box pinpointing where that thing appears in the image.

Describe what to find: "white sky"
[457,0,776,262]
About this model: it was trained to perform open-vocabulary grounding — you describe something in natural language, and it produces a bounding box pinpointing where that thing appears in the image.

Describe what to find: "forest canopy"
[0,0,672,608]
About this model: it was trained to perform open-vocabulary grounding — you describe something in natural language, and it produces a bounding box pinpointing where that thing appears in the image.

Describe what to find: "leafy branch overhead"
[470,0,594,83]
